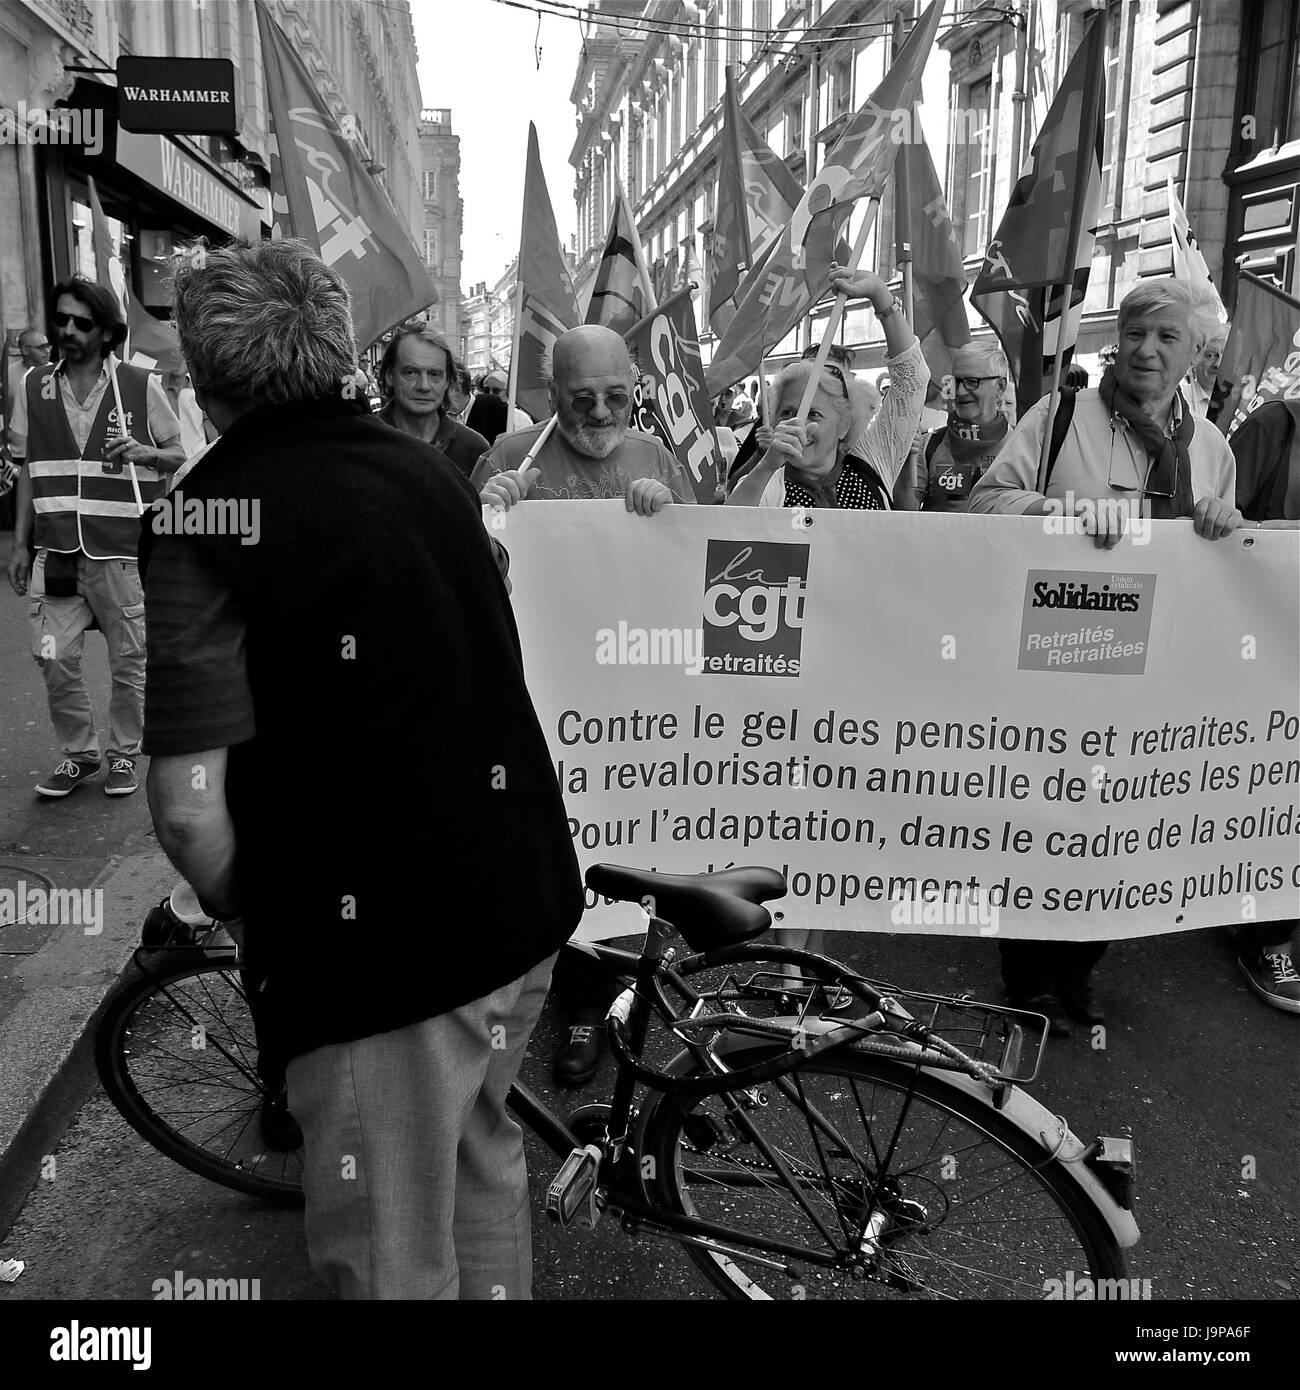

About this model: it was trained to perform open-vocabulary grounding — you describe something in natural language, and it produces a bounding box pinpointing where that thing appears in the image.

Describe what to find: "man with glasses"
[969,277,1240,1035]
[470,323,694,1087]
[478,368,533,434]
[900,342,1011,512]
[6,275,183,798]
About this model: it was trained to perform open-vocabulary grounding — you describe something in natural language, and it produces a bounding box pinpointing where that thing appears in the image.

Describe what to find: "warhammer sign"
[117,58,237,135]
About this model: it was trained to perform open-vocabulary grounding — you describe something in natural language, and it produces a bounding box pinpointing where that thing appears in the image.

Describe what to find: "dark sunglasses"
[819,362,850,398]
[53,311,96,332]
[801,343,855,368]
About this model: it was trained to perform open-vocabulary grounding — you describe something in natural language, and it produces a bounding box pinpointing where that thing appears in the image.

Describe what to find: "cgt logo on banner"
[701,539,809,677]
[1018,569,1157,675]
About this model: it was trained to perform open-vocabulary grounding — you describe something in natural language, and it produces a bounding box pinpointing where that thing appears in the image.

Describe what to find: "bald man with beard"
[469,324,695,1087]
[470,325,695,510]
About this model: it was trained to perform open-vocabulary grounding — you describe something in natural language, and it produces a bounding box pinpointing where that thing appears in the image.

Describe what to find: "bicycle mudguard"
[652,1022,1141,1253]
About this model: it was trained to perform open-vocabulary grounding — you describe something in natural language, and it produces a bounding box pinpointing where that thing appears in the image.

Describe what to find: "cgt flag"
[1219,272,1300,436]
[625,286,721,503]
[971,13,1105,418]
[1167,176,1228,323]
[515,121,580,422]
[586,177,651,336]
[707,67,804,340]
[87,176,184,374]
[255,1,436,350]
[895,111,970,395]
[706,0,942,394]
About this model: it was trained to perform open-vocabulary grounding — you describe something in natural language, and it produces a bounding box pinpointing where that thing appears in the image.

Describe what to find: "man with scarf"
[969,277,1241,1036]
[902,342,1010,511]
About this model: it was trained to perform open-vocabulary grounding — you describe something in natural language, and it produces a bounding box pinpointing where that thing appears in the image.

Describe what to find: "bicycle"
[95,864,1139,1300]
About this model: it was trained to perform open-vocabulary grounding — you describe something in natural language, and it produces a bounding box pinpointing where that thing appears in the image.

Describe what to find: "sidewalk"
[0,529,176,1237]
[0,850,177,1238]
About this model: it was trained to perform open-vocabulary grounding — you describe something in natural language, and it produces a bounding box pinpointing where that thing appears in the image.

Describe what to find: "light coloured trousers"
[286,953,557,1300]
[28,549,145,761]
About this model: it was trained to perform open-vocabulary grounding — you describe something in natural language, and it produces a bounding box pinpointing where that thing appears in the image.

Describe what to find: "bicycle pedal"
[546,1144,603,1230]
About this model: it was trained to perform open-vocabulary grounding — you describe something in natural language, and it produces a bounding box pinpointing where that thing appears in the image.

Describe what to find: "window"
[1100,3,1122,212]
[704,5,719,111]
[686,46,698,131]
[671,69,682,156]
[785,96,804,156]
[423,228,438,269]
[1238,0,1299,156]
[962,77,992,258]
[423,169,437,201]
[831,53,853,119]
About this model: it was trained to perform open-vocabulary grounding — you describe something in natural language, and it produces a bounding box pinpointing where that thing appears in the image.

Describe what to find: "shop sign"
[118,58,237,135]
[118,129,247,238]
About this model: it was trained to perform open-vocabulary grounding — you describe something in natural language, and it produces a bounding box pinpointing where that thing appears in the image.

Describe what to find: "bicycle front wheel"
[95,956,304,1205]
[641,1048,1123,1300]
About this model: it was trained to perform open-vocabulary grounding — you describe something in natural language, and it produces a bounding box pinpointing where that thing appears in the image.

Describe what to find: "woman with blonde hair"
[727,265,928,509]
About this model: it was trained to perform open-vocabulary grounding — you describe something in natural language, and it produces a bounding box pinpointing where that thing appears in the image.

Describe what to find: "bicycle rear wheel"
[95,956,304,1205]
[641,1048,1123,1300]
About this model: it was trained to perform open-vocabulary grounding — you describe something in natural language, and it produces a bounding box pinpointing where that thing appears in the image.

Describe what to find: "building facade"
[461,245,580,377]
[417,107,463,345]
[571,0,1299,380]
[1,0,425,403]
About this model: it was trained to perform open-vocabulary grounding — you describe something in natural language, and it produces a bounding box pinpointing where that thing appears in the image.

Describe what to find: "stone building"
[417,107,463,346]
[570,0,1298,377]
[1,0,425,399]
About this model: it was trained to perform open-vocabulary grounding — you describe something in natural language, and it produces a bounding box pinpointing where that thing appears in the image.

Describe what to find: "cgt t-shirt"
[470,422,697,503]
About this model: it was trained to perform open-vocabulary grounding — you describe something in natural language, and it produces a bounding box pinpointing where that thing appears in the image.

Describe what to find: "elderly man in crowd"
[376,323,489,480]
[478,367,533,434]
[7,275,184,798]
[1185,322,1229,419]
[970,276,1241,1035]
[144,238,582,1298]
[898,341,1011,512]
[472,322,693,1087]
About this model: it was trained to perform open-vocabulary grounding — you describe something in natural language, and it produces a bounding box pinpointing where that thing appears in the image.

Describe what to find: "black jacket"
[139,394,582,1061]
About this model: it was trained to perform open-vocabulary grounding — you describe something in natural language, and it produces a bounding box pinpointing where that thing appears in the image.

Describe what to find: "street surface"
[0,928,1295,1303]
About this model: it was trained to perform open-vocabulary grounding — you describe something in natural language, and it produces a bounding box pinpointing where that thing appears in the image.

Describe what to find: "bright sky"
[409,0,949,296]
[411,0,582,291]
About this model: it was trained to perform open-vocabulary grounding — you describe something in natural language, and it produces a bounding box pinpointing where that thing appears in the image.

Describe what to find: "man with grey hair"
[969,276,1241,1036]
[471,323,694,1088]
[1185,320,1230,419]
[900,340,1011,511]
[140,237,583,1298]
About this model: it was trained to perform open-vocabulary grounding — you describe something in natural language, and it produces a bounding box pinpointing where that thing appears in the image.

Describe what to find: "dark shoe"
[35,757,100,798]
[1013,993,1072,1039]
[553,1020,605,1088]
[1059,984,1105,1025]
[260,1087,303,1151]
[103,757,139,796]
[1237,950,1300,1015]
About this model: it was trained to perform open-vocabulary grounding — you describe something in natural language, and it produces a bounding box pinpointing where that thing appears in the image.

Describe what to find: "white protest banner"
[495,505,1300,943]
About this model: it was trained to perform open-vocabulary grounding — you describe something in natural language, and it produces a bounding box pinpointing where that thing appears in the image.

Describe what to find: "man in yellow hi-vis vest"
[6,275,184,798]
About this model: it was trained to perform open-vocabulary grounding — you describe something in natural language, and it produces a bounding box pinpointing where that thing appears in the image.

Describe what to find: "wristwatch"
[874,296,904,321]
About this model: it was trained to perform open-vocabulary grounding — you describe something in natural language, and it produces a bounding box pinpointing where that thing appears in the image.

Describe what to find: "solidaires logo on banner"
[1019,569,1156,675]
[701,539,809,677]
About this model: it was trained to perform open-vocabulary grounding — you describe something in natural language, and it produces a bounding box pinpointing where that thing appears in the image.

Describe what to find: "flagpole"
[506,279,524,430]
[794,197,882,425]
[1035,16,1105,492]
[892,16,915,330]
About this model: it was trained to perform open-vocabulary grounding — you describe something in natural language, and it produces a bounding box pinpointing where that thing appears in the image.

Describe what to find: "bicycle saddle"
[585,864,787,951]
